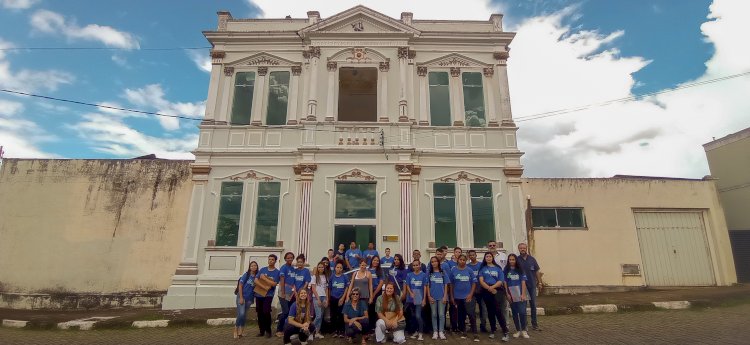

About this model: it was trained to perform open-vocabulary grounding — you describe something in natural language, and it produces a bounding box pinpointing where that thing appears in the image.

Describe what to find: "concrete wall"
[522,177,737,290]
[704,128,750,231]
[0,159,192,298]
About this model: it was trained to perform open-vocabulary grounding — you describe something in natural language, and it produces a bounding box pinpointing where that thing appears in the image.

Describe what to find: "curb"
[207,318,235,326]
[580,304,618,313]
[653,301,691,310]
[2,320,28,328]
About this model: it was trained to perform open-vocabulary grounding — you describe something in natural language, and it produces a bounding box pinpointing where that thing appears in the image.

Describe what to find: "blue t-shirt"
[405,271,428,304]
[429,271,448,301]
[450,266,476,299]
[479,265,504,287]
[380,256,394,267]
[330,273,349,299]
[369,267,383,292]
[343,300,368,319]
[258,267,281,297]
[468,262,482,275]
[363,249,379,265]
[447,259,458,270]
[288,301,315,321]
[238,272,256,300]
[345,249,362,268]
[410,263,428,274]
[280,264,295,296]
[391,268,408,295]
[517,255,540,285]
[505,268,527,302]
[440,261,451,273]
[292,267,311,292]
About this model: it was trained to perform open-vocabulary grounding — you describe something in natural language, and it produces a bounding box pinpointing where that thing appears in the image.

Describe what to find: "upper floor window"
[266,71,290,125]
[335,182,376,219]
[428,72,451,126]
[532,207,587,229]
[230,72,255,125]
[462,72,485,127]
[216,181,243,246]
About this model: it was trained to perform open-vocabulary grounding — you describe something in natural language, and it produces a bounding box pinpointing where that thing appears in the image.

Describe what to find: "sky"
[0,0,748,178]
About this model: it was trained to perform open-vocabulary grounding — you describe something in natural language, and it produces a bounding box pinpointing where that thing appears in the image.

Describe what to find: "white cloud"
[0,37,74,92]
[122,84,205,130]
[0,99,24,116]
[247,0,501,20]
[1,0,38,9]
[509,1,750,178]
[0,98,57,158]
[30,10,140,49]
[187,50,212,73]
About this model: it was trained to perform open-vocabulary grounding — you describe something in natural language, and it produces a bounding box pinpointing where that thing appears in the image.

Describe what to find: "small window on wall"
[462,72,485,127]
[230,72,255,125]
[335,182,376,219]
[428,72,451,126]
[433,183,457,247]
[531,208,586,229]
[470,183,495,247]
[266,71,290,125]
[254,182,281,247]
[216,182,244,246]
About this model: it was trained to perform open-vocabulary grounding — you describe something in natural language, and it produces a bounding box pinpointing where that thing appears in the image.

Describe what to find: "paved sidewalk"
[2,303,749,344]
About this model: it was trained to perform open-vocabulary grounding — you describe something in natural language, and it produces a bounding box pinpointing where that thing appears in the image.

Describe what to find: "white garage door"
[634,211,715,286]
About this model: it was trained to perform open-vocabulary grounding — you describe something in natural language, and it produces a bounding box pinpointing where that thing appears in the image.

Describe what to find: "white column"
[251,67,268,125]
[325,61,337,122]
[397,165,415,256]
[450,67,464,126]
[495,52,514,127]
[379,61,390,122]
[287,66,301,125]
[218,67,234,124]
[294,164,316,258]
[397,47,409,122]
[174,179,207,274]
[483,67,499,127]
[306,47,321,121]
[417,67,428,125]
[203,51,224,123]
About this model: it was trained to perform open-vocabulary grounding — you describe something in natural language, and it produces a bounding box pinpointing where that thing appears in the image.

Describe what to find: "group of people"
[233,240,542,345]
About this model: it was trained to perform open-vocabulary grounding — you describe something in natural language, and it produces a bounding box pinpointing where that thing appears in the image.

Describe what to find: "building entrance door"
[333,225,376,255]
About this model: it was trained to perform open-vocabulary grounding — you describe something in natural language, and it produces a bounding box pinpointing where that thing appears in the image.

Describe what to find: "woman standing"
[449,254,479,342]
[504,253,529,339]
[330,261,349,338]
[234,261,258,339]
[427,256,448,340]
[375,282,406,344]
[369,256,385,331]
[347,260,373,311]
[310,261,329,339]
[390,254,408,296]
[405,259,428,341]
[284,289,316,345]
[343,287,370,345]
[479,252,509,342]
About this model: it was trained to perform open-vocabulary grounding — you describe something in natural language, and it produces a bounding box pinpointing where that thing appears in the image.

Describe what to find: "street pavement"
[2,303,749,345]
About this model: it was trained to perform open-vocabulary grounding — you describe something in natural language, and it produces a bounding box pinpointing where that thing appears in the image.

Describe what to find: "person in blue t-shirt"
[450,254,478,342]
[234,261,258,339]
[327,249,338,270]
[335,243,347,266]
[284,288,316,344]
[427,255,448,340]
[380,248,395,267]
[343,287,370,345]
[467,250,487,334]
[256,254,280,338]
[292,255,312,298]
[277,252,296,335]
[345,242,363,270]
[517,243,542,331]
[405,260,428,340]
[363,242,379,266]
[368,256,385,332]
[479,252,509,341]
[330,261,350,338]
[389,254,408,295]
[504,253,529,339]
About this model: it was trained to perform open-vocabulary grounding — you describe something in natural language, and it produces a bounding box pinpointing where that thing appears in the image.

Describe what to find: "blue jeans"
[510,301,527,331]
[527,284,538,328]
[313,296,327,332]
[408,302,424,333]
[277,296,290,332]
[430,300,446,333]
[235,295,253,327]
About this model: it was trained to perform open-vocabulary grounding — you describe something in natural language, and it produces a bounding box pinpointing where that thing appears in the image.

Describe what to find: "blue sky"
[0,0,747,178]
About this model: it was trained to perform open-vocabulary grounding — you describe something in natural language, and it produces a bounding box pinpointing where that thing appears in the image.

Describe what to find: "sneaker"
[533,326,542,332]
[489,333,495,339]
[521,331,529,339]
[439,332,447,340]
[473,335,479,342]
[501,334,510,342]
[432,332,438,340]
[460,333,468,339]
[315,333,325,339]
[410,333,418,339]
[418,334,424,341]
[301,342,308,345]
[513,332,521,338]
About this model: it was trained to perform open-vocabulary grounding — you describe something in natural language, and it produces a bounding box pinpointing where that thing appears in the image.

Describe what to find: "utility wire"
[0,46,212,51]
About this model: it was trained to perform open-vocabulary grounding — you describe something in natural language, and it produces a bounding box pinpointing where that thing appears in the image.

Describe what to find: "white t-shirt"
[311,274,328,297]
[494,251,507,270]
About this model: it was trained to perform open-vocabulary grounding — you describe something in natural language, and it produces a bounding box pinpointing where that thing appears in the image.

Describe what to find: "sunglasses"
[488,244,496,247]
[351,293,360,296]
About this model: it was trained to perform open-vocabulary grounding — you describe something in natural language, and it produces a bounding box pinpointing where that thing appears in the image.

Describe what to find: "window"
[338,67,377,121]
[531,208,586,228]
[470,183,495,247]
[462,72,485,127]
[215,182,243,246]
[266,71,290,125]
[253,182,281,246]
[335,182,376,218]
[230,72,255,125]
[334,225,376,252]
[433,183,457,247]
[428,72,451,126]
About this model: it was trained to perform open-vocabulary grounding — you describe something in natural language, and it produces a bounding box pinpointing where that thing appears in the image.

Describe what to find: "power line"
[0,46,211,51]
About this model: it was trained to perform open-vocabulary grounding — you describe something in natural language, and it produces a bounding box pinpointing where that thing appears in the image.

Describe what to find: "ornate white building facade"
[163,6,525,309]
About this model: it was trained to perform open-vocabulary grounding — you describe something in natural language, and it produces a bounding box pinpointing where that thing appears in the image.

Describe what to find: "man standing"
[277,252,296,336]
[256,254,280,338]
[488,240,509,327]
[363,242,380,265]
[411,249,428,273]
[467,250,488,333]
[381,248,394,267]
[345,241,363,270]
[517,243,542,331]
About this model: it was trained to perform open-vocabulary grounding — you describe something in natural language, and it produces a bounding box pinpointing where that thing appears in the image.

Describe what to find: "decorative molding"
[408,50,416,59]
[246,56,280,66]
[351,21,364,31]
[191,165,211,175]
[450,67,461,77]
[293,164,318,176]
[397,47,409,59]
[305,46,321,59]
[494,51,510,65]
[337,168,376,181]
[257,66,268,76]
[395,164,421,176]
[311,40,407,47]
[439,57,471,67]
[416,66,427,76]
[210,50,225,64]
[379,61,390,72]
[228,170,275,182]
[439,171,486,183]
[326,61,338,71]
[217,11,231,31]
[503,167,524,178]
[422,53,492,68]
[223,66,234,76]
[347,48,370,62]
[483,67,495,77]
[291,66,302,76]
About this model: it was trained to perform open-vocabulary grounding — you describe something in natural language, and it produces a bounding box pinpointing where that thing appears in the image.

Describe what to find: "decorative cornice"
[439,171,486,183]
[210,50,225,64]
[483,67,494,77]
[304,46,321,59]
[450,67,461,77]
[327,61,337,71]
[416,66,427,76]
[408,50,416,59]
[379,61,390,72]
[291,66,302,76]
[337,168,375,181]
[257,66,268,76]
[223,66,234,76]
[191,165,211,175]
[397,47,409,59]
[293,164,318,176]
[439,57,471,67]
[229,170,275,182]
[246,56,280,66]
[503,167,524,178]
[395,164,421,176]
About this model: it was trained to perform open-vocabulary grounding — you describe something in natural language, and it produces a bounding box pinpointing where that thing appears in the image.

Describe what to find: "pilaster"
[293,164,318,258]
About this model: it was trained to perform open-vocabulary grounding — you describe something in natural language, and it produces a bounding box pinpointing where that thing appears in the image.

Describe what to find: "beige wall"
[0,159,192,294]
[704,129,750,231]
[522,177,737,288]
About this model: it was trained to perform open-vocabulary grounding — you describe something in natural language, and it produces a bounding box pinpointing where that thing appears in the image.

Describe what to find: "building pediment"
[220,169,280,182]
[437,171,488,183]
[335,168,377,181]
[421,53,492,68]
[299,5,420,37]
[328,47,388,64]
[226,52,300,67]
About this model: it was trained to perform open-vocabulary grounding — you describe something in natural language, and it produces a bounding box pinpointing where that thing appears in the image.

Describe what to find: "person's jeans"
[345,319,370,342]
[235,295,252,327]
[330,296,344,335]
[455,298,477,335]
[448,302,458,331]
[527,284,539,328]
[283,322,316,344]
[510,301,527,331]
[313,296,327,332]
[430,300,446,333]
[481,290,509,334]
[407,302,424,334]
[375,319,406,343]
[477,293,488,331]
[255,296,273,334]
[277,296,290,332]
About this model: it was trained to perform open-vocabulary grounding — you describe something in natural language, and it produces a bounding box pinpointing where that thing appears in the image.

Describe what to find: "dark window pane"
[557,208,585,227]
[462,72,485,127]
[470,183,492,198]
[531,208,558,228]
[433,182,455,197]
[230,72,255,125]
[433,183,457,247]
[216,182,243,246]
[266,71,290,125]
[335,183,376,219]
[428,72,451,126]
[470,183,494,247]
[254,182,281,246]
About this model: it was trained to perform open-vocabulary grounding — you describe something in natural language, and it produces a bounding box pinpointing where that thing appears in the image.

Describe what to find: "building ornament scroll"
[326,61,338,71]
[291,66,302,76]
[257,66,268,76]
[210,50,225,64]
[346,48,371,63]
[450,67,461,77]
[246,56,281,66]
[493,51,510,66]
[223,66,234,76]
[293,164,318,176]
[438,57,471,67]
[417,66,427,76]
[303,46,321,59]
[397,47,409,59]
[229,170,274,182]
[337,168,376,181]
[379,61,390,72]
[439,171,486,183]
[483,67,494,77]
[351,21,364,31]
[395,164,422,175]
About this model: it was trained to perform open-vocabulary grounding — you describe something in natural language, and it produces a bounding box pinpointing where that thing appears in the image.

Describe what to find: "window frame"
[427,70,452,126]
[468,183,495,247]
[460,70,487,127]
[214,181,245,247]
[531,207,588,230]
[264,69,291,126]
[229,71,257,126]
[433,182,459,248]
[252,181,282,247]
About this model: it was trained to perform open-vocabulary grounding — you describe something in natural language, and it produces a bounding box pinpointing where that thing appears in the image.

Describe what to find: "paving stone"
[206,318,234,326]
[131,320,169,328]
[580,304,618,313]
[653,301,691,309]
[2,320,28,328]
[57,317,117,331]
